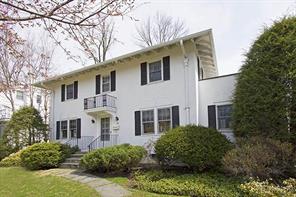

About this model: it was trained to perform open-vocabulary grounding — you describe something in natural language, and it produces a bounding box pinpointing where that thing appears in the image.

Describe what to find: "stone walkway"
[37,168,131,197]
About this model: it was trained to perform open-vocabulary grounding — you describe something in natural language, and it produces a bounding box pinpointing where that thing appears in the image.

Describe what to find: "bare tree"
[0,26,26,112]
[0,0,135,62]
[69,19,117,64]
[135,12,188,47]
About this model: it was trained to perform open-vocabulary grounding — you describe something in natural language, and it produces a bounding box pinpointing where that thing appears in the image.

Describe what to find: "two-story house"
[35,29,237,151]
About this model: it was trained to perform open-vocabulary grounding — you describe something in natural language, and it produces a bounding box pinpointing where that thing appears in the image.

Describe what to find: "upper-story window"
[217,105,232,130]
[66,83,74,99]
[36,95,42,104]
[102,75,111,92]
[16,90,24,100]
[149,60,162,82]
[142,109,154,134]
[158,108,171,133]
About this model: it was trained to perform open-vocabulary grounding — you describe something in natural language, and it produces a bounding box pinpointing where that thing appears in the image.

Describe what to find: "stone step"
[65,157,81,163]
[71,153,85,158]
[60,162,80,169]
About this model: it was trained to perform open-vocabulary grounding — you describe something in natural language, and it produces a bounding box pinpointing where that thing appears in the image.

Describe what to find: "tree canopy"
[3,106,47,150]
[232,16,296,144]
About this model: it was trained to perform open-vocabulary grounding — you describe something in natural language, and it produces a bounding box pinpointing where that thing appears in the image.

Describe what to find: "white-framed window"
[217,104,232,130]
[158,107,171,133]
[148,60,162,82]
[61,120,68,139]
[16,90,24,100]
[69,119,77,138]
[66,83,74,100]
[142,109,155,134]
[36,95,42,104]
[102,75,111,92]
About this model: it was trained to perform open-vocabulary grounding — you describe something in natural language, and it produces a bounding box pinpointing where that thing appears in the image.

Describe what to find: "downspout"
[180,40,191,125]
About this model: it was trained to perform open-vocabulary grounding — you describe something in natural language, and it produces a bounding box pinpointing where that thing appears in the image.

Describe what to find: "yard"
[0,167,99,197]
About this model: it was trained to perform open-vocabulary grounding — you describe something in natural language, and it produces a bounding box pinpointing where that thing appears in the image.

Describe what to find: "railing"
[88,134,119,152]
[65,136,94,151]
[84,94,116,110]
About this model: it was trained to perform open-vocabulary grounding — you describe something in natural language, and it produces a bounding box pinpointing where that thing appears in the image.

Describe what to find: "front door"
[101,117,110,141]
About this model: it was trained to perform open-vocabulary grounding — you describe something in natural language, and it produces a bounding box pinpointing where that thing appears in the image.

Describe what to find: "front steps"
[60,152,86,169]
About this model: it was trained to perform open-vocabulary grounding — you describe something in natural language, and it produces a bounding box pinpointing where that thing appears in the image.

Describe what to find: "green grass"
[106,176,182,197]
[0,167,99,197]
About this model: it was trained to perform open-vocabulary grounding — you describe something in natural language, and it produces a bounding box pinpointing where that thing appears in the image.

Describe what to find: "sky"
[51,0,296,76]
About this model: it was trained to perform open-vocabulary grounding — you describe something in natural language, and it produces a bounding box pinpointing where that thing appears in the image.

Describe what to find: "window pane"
[149,61,161,82]
[36,95,42,104]
[69,119,77,138]
[143,122,154,134]
[217,105,232,129]
[102,76,110,92]
[158,108,170,121]
[158,121,171,133]
[16,91,24,100]
[66,84,74,99]
[142,110,154,122]
[61,120,68,138]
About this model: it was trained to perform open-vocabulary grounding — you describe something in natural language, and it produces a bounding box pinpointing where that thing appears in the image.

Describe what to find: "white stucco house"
[35,29,237,151]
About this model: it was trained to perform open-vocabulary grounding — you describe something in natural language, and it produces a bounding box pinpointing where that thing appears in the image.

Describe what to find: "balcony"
[84,94,116,115]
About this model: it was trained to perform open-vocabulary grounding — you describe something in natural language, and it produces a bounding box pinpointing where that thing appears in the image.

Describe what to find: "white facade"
[35,30,238,150]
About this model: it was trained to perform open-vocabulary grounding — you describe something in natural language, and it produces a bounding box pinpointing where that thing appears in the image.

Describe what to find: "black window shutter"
[77,118,81,139]
[208,105,217,129]
[61,84,65,102]
[140,62,147,85]
[163,56,170,81]
[135,111,141,136]
[111,70,116,91]
[172,106,180,128]
[96,75,101,94]
[56,121,60,140]
[74,81,78,99]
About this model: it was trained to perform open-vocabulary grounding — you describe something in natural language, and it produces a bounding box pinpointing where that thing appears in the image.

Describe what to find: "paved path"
[38,168,131,197]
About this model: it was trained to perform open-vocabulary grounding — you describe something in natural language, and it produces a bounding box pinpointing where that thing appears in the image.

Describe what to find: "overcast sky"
[51,0,296,75]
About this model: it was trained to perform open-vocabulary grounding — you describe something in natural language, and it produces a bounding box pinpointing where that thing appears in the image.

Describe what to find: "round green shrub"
[20,143,62,170]
[80,144,147,172]
[222,137,296,180]
[0,149,24,167]
[232,16,296,144]
[155,125,233,171]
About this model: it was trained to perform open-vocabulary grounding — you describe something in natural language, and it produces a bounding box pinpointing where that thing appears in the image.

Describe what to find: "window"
[36,95,42,104]
[61,120,68,139]
[217,105,232,130]
[142,110,154,134]
[69,119,77,138]
[101,117,110,141]
[158,108,171,133]
[149,60,162,82]
[102,75,110,92]
[16,90,24,100]
[66,84,74,100]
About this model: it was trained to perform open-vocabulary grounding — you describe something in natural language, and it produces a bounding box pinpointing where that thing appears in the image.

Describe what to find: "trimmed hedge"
[80,144,146,172]
[222,137,296,180]
[232,16,296,144]
[129,170,242,197]
[240,178,296,197]
[20,143,62,170]
[155,125,233,171]
[0,149,24,167]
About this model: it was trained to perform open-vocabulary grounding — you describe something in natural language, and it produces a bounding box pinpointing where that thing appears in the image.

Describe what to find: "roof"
[34,29,217,89]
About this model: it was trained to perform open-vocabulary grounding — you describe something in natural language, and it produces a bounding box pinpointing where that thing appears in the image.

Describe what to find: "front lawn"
[0,167,99,197]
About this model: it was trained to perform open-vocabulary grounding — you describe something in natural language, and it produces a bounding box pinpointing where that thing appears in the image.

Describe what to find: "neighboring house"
[0,89,46,137]
[35,29,238,151]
